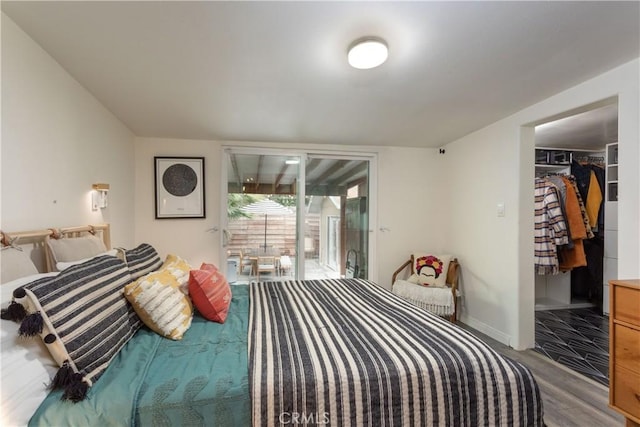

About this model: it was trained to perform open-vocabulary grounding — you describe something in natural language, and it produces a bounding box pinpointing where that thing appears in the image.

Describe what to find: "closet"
[533,102,618,314]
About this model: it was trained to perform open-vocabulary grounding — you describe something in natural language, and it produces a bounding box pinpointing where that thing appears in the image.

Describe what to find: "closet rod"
[535,146,605,152]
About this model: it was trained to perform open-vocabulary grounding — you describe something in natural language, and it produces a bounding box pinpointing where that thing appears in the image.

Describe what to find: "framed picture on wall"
[154,156,205,219]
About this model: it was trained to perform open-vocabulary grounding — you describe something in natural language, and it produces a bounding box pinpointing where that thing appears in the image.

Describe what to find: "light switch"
[497,203,505,217]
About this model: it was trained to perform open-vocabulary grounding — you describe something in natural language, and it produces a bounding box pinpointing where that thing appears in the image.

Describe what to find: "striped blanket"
[249,278,543,426]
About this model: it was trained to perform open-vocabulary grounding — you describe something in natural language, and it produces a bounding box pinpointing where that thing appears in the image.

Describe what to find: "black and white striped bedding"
[249,278,543,426]
[122,243,162,280]
[20,256,141,390]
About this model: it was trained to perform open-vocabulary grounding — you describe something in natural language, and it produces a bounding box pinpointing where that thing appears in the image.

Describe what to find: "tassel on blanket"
[50,360,74,390]
[1,300,27,322]
[18,312,43,336]
[62,373,88,403]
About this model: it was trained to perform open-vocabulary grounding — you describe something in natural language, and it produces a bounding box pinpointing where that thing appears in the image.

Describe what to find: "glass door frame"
[305,152,378,281]
[220,146,378,282]
[221,146,306,280]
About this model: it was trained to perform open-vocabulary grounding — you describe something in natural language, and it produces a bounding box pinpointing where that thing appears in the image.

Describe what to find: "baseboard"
[459,313,511,347]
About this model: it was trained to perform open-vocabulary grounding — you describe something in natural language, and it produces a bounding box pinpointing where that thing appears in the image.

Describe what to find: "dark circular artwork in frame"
[162,163,198,197]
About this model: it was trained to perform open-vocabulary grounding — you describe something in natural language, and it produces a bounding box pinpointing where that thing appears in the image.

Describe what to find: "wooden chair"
[391,256,460,322]
[257,256,276,281]
[239,250,255,275]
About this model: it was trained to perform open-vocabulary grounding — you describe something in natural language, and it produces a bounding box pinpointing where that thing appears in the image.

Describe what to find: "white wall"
[134,138,222,267]
[376,145,448,286]
[135,138,447,284]
[1,13,136,248]
[445,58,640,350]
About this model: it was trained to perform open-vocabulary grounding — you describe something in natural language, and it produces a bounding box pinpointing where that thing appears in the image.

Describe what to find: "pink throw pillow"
[188,263,232,323]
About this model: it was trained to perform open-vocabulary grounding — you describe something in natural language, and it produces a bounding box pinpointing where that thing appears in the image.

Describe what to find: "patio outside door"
[223,150,300,283]
[305,155,370,280]
[223,149,374,283]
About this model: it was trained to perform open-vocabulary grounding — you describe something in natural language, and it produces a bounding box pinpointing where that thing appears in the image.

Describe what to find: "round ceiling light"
[347,37,388,69]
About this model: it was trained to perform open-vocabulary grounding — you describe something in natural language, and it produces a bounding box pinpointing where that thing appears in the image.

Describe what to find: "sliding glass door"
[304,155,370,280]
[222,148,374,283]
[223,149,300,283]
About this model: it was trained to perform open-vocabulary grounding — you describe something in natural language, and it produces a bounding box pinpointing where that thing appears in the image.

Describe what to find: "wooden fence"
[227,214,319,257]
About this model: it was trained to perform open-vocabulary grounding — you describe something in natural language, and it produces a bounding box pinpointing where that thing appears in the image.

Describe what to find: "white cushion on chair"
[392,279,455,316]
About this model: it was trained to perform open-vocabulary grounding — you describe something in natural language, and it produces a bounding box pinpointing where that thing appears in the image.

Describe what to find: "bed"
[1,225,544,426]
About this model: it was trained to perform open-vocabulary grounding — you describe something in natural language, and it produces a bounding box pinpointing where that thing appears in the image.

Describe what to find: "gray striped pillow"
[124,243,162,280]
[15,255,141,402]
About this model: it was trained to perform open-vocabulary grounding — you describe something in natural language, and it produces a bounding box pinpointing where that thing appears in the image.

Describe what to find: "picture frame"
[154,156,205,219]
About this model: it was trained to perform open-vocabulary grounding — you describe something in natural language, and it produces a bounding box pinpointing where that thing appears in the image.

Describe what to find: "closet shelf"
[535,164,570,169]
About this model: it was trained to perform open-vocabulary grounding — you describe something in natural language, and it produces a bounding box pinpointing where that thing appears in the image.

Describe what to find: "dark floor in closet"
[534,307,609,386]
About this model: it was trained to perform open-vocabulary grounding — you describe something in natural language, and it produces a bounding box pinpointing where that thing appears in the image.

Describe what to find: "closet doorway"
[532,98,617,386]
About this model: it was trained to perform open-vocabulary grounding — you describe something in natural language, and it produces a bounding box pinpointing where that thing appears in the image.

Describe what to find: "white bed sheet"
[1,273,58,427]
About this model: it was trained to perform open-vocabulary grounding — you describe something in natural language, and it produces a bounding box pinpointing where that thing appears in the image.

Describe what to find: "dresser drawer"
[613,285,640,326]
[613,365,640,419]
[614,324,640,375]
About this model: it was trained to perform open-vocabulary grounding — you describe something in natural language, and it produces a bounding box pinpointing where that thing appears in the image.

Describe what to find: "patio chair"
[257,256,277,281]
[239,250,255,275]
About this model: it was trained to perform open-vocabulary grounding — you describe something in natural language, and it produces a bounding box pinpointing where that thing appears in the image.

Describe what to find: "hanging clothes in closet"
[571,159,605,235]
[534,174,595,275]
[570,158,605,307]
[557,175,594,271]
[534,177,569,275]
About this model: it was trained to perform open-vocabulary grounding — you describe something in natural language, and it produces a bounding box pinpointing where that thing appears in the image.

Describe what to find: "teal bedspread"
[29,285,251,427]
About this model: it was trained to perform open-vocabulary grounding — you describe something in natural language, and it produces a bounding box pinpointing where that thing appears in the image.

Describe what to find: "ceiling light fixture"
[348,37,388,69]
[285,158,300,165]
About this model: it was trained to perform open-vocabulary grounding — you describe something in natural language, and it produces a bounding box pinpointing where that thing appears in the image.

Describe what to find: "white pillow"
[0,248,39,284]
[46,235,107,264]
[55,248,119,271]
[1,273,59,427]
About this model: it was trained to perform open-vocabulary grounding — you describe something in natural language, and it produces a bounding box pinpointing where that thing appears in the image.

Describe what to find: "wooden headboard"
[0,224,110,273]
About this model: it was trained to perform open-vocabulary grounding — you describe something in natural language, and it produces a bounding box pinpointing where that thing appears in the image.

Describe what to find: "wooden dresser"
[609,279,640,427]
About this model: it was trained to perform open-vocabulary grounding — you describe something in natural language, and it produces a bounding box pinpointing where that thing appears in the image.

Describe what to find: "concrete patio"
[228,257,340,284]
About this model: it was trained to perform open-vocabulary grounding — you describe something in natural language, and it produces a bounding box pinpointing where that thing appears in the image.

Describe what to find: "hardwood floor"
[460,323,624,427]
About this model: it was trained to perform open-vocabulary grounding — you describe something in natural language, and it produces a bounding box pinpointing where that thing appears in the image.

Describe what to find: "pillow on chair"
[411,253,452,288]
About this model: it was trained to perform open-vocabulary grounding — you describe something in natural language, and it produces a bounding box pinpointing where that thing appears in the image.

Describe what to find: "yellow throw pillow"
[124,268,193,340]
[161,254,192,294]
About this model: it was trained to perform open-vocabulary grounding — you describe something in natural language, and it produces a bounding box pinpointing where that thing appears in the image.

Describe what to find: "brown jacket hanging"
[559,176,588,271]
